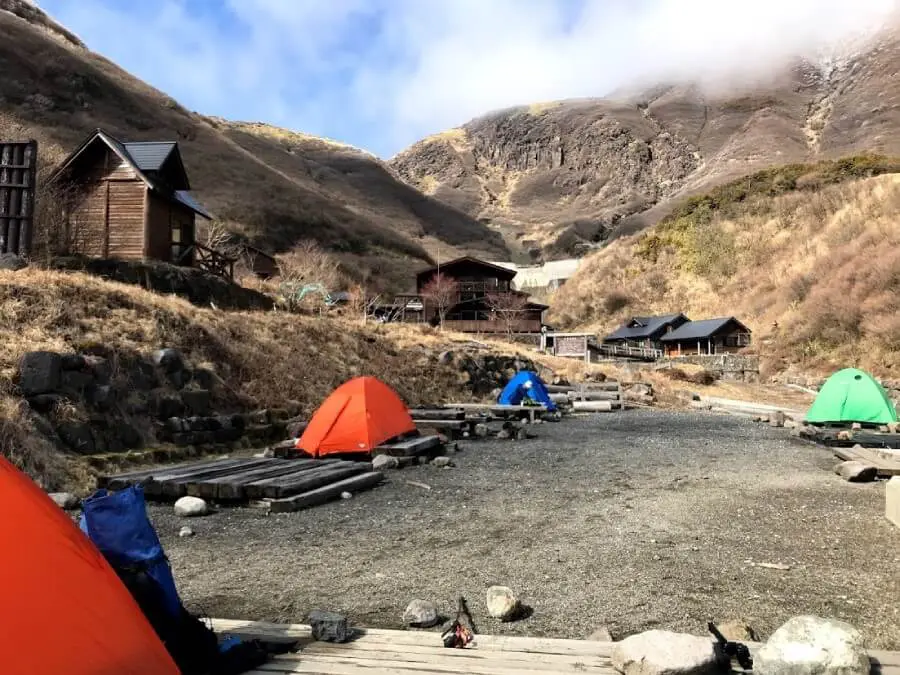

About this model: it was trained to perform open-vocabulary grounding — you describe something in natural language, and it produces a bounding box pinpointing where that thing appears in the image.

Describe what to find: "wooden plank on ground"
[376,435,442,457]
[415,420,467,430]
[247,463,369,500]
[153,459,274,499]
[187,459,324,500]
[266,471,384,513]
[568,391,621,402]
[100,458,244,490]
[409,409,466,421]
[833,447,900,477]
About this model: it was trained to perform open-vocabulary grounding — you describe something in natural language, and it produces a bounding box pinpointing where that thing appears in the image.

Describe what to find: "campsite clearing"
[150,411,900,649]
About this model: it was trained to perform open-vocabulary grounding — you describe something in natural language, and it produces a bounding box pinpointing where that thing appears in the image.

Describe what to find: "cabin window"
[170,223,182,262]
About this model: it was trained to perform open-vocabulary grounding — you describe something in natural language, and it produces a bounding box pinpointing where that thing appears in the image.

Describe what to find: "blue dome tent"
[498,371,556,411]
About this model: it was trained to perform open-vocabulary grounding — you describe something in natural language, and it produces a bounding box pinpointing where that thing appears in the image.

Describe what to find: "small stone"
[612,629,728,675]
[837,430,853,441]
[887,422,900,434]
[438,350,455,366]
[497,429,511,440]
[372,454,400,471]
[515,427,529,441]
[769,411,786,428]
[340,491,353,500]
[178,526,194,538]
[588,626,613,642]
[716,620,759,642]
[431,456,453,468]
[474,423,489,438]
[834,460,878,483]
[174,496,208,517]
[49,492,79,511]
[755,615,868,675]
[402,599,439,628]
[485,585,521,621]
[851,422,862,431]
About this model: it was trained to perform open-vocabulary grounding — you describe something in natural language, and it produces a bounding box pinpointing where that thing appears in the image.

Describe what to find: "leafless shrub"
[486,291,529,336]
[275,240,344,312]
[420,272,459,329]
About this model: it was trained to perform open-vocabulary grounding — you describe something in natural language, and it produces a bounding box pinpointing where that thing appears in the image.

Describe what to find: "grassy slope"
[0,5,506,289]
[551,156,900,378]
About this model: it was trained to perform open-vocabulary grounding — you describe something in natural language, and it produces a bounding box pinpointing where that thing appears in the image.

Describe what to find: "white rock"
[340,491,353,500]
[755,616,869,675]
[834,460,877,483]
[588,625,613,642]
[178,526,194,538]
[431,456,453,468]
[611,630,727,675]
[402,599,439,628]
[372,454,399,471]
[485,586,520,621]
[174,496,208,517]
[49,492,79,511]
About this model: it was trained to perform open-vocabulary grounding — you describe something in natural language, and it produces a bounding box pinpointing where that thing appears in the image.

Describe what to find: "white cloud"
[38,0,900,156]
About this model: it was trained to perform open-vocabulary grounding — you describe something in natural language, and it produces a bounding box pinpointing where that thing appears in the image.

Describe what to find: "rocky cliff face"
[390,23,900,260]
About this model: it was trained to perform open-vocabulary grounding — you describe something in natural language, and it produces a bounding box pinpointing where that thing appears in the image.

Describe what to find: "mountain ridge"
[389,20,900,259]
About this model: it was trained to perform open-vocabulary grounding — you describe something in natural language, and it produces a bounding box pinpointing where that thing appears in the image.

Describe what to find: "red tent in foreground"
[297,376,416,457]
[0,457,179,675]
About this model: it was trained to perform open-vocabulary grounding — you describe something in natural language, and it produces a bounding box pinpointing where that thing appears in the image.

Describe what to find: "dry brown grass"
[553,171,900,377]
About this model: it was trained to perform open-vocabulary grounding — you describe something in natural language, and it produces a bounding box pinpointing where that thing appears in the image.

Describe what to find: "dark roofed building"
[660,317,752,356]
[48,128,213,270]
[603,313,690,351]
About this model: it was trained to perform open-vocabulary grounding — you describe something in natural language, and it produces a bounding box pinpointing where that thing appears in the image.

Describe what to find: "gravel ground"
[149,410,900,647]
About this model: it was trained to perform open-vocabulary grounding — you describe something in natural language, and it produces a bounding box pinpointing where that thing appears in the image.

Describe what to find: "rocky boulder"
[611,630,728,675]
[834,460,877,483]
[0,253,27,271]
[174,496,209,517]
[485,586,521,621]
[49,492,80,511]
[754,616,869,675]
[402,599,439,628]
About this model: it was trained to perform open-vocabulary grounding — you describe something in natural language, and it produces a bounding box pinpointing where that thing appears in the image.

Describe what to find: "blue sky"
[38,0,897,158]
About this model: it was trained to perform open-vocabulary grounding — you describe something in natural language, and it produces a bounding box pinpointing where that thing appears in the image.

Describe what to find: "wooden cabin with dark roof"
[413,256,548,333]
[47,129,224,272]
[603,313,691,351]
[660,317,752,356]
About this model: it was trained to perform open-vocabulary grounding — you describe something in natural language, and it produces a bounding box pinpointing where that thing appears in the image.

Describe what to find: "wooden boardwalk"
[210,619,900,675]
[99,458,384,513]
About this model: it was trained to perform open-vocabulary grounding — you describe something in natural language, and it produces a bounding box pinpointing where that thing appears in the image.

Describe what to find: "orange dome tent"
[0,457,179,675]
[297,376,416,457]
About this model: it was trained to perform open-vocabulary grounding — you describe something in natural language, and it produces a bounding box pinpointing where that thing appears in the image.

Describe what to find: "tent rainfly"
[297,376,416,457]
[805,367,899,425]
[498,371,556,411]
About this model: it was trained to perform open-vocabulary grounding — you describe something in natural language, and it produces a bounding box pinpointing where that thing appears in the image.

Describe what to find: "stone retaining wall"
[656,354,760,382]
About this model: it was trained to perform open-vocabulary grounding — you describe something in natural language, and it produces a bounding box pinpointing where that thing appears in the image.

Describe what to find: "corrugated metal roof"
[174,190,213,220]
[605,313,687,341]
[122,141,176,171]
[660,317,750,341]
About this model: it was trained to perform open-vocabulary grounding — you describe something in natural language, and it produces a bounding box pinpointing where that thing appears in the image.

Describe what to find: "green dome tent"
[805,368,898,425]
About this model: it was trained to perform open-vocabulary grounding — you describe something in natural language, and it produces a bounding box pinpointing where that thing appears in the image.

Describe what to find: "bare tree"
[486,290,529,337]
[420,272,459,329]
[346,283,380,325]
[275,240,344,313]
[30,171,82,260]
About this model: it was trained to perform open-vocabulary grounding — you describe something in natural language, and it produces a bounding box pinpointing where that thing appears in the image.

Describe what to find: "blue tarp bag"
[79,485,183,619]
[498,370,557,411]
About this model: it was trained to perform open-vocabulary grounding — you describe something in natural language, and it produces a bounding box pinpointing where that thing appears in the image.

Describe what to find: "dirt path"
[149,410,899,646]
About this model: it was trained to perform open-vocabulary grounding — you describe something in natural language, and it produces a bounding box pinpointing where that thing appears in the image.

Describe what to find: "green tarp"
[805,367,898,425]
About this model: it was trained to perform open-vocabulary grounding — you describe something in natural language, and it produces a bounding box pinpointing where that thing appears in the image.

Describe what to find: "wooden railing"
[597,343,663,360]
[174,243,236,280]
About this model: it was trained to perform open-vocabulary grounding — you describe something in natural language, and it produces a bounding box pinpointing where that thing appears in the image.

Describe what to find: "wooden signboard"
[0,139,38,257]
[556,335,588,358]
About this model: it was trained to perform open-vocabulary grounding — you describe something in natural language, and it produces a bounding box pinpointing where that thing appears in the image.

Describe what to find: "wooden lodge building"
[602,313,690,352]
[660,317,752,356]
[604,313,752,359]
[377,256,548,333]
[46,129,236,276]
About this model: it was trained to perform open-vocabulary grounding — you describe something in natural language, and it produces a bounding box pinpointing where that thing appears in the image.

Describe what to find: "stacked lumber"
[98,457,384,512]
[565,381,624,412]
